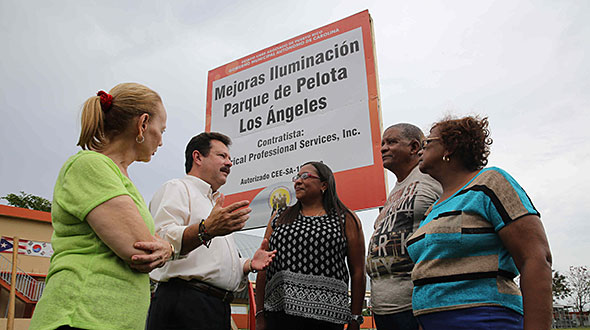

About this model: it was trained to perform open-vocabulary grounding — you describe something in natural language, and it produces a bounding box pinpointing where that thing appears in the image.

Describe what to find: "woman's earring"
[136,135,145,144]
[442,155,450,162]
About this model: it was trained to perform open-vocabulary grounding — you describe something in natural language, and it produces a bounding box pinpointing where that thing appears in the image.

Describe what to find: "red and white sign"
[206,11,386,228]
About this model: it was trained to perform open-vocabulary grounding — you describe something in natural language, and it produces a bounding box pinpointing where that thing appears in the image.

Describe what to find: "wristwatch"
[350,314,364,325]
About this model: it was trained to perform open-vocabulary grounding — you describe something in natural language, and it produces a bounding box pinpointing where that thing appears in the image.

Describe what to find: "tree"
[1,191,51,212]
[553,269,571,302]
[567,266,590,321]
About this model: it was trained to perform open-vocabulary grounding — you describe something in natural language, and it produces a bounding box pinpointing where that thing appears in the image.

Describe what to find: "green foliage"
[553,269,572,301]
[1,191,51,212]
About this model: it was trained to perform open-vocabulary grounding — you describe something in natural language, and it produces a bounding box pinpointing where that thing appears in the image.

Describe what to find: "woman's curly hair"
[433,115,493,171]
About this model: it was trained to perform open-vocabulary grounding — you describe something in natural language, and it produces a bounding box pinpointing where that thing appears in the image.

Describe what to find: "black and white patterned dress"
[264,207,351,324]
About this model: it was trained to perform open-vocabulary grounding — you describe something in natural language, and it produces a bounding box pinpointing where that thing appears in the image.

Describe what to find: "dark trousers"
[146,279,231,330]
[416,306,523,330]
[265,310,344,330]
[374,310,419,330]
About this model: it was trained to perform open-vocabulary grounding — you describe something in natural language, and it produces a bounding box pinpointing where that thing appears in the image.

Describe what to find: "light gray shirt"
[366,166,442,314]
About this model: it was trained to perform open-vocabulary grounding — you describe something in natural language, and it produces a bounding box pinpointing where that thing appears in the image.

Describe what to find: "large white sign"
[211,28,372,193]
[206,11,386,228]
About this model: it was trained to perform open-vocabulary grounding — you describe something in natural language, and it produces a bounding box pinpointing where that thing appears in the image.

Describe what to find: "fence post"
[248,281,256,330]
[7,236,18,330]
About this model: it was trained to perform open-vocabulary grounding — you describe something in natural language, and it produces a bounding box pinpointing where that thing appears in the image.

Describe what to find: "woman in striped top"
[407,115,552,330]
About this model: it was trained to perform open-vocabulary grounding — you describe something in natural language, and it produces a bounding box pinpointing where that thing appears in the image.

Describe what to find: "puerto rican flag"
[0,236,28,254]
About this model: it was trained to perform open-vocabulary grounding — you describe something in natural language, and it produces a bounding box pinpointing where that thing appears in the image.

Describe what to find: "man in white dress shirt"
[144,132,275,330]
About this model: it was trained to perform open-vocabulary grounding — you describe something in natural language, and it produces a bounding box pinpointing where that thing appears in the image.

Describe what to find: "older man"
[366,124,442,330]
[143,132,275,330]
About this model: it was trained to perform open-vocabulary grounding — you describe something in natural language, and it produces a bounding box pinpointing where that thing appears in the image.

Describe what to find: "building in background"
[0,205,376,329]
[0,205,52,329]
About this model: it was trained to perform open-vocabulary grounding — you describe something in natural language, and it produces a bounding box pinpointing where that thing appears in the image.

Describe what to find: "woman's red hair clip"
[97,91,113,112]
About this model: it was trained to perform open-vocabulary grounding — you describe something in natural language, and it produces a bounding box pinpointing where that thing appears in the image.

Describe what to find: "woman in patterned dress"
[407,115,552,329]
[255,161,366,330]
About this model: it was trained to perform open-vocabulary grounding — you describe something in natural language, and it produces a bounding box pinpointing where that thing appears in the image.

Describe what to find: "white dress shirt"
[149,175,247,292]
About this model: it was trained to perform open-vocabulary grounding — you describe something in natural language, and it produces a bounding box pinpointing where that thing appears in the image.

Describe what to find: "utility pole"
[7,236,18,330]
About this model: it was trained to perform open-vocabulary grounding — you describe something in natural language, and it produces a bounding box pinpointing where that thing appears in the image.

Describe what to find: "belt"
[169,278,234,303]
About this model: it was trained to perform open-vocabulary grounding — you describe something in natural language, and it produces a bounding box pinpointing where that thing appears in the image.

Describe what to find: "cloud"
[1,0,588,272]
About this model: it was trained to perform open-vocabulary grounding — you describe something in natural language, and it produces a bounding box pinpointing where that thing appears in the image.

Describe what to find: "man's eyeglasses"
[421,137,441,149]
[292,172,321,182]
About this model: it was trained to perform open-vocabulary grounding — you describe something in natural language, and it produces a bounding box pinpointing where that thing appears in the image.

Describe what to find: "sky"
[1,0,589,273]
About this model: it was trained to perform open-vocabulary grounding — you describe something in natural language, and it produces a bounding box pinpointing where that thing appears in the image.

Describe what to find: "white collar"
[184,175,221,201]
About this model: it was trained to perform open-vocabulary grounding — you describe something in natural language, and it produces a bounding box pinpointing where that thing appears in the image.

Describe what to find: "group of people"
[28,82,552,330]
[367,121,552,330]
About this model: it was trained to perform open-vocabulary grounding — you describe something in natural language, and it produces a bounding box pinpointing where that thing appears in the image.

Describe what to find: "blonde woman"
[30,83,172,330]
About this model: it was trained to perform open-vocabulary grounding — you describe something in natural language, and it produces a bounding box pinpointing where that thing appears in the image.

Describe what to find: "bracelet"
[248,258,257,273]
[198,219,212,248]
[168,242,175,261]
[255,309,264,317]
